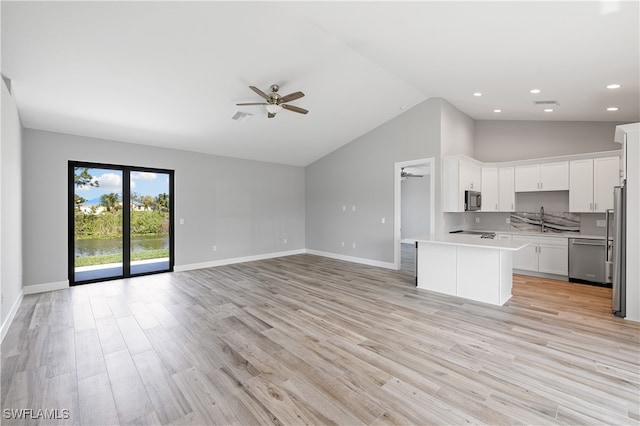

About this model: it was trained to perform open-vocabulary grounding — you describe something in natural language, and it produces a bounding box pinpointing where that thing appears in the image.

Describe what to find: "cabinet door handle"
[594,202,597,211]
[495,203,498,210]
[540,182,543,189]
[590,202,593,210]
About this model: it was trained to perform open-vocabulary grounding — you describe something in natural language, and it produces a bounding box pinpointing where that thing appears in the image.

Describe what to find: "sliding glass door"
[69,162,174,285]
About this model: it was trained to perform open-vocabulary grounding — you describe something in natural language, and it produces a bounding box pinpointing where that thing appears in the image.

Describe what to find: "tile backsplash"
[510,211,580,234]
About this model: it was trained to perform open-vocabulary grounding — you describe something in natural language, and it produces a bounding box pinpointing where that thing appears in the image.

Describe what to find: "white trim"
[394,157,436,270]
[305,249,396,270]
[1,290,23,343]
[23,280,69,295]
[452,150,623,168]
[174,249,306,272]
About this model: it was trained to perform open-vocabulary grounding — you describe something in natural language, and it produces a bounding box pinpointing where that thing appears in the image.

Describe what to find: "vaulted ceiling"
[2,1,638,166]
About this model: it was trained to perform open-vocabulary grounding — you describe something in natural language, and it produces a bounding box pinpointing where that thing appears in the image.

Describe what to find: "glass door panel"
[130,171,171,275]
[73,166,124,282]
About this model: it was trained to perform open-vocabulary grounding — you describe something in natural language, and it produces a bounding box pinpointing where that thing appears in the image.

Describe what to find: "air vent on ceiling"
[231,111,252,122]
[533,100,559,106]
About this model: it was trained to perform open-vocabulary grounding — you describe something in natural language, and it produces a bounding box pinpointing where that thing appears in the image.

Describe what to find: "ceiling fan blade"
[249,86,270,100]
[267,112,276,119]
[279,91,305,103]
[281,104,309,115]
[236,102,268,106]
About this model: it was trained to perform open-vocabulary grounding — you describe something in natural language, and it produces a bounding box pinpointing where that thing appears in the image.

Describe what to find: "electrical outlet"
[475,217,480,223]
[283,238,287,244]
[352,205,356,211]
[212,245,217,252]
[179,218,185,225]
[596,220,606,227]
[352,242,356,249]
[341,241,345,247]
[506,217,511,224]
[381,217,385,224]
[342,205,346,211]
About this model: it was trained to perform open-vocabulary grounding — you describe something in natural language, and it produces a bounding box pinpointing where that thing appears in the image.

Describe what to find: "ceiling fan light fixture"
[265,104,283,114]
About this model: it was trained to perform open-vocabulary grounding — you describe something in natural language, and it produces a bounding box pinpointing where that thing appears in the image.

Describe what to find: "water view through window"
[71,163,173,284]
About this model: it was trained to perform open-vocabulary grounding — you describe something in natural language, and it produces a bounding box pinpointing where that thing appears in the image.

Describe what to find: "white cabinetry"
[499,167,515,211]
[569,157,620,212]
[460,161,481,192]
[481,167,498,211]
[594,157,621,212]
[443,156,482,212]
[569,159,593,212]
[512,235,568,276]
[481,166,514,212]
[515,162,569,192]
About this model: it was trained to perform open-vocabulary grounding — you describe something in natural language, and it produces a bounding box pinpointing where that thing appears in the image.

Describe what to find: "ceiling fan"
[401,167,425,178]
[236,84,309,118]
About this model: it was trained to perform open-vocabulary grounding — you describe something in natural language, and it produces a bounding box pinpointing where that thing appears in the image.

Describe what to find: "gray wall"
[474,121,622,162]
[22,129,306,288]
[441,101,475,157]
[401,174,430,239]
[1,79,23,329]
[305,98,443,264]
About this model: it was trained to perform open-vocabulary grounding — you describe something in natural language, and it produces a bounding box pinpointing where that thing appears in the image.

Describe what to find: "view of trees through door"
[70,162,174,284]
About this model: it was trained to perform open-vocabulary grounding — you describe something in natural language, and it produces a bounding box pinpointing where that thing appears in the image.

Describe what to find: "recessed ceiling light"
[493,109,501,113]
[606,84,621,89]
[607,106,619,111]
[530,89,541,94]
[473,92,482,97]
[544,108,554,112]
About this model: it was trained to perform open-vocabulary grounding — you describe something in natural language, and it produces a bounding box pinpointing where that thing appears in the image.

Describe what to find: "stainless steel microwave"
[464,190,482,211]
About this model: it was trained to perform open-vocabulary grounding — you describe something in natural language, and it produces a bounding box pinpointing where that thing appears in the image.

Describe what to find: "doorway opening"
[69,161,174,285]
[394,158,435,272]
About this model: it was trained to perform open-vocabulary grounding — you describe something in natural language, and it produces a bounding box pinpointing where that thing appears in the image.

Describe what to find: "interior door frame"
[68,161,175,285]
[394,157,435,270]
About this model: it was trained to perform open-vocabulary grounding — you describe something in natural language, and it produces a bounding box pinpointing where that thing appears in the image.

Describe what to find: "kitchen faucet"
[540,206,545,232]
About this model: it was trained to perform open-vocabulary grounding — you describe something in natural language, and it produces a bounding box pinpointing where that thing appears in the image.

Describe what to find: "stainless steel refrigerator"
[608,182,627,317]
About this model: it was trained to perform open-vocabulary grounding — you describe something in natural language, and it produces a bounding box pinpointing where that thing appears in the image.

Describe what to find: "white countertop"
[410,234,529,251]
[477,229,608,240]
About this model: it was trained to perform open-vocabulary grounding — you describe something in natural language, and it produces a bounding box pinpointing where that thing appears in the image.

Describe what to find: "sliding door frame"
[68,161,175,286]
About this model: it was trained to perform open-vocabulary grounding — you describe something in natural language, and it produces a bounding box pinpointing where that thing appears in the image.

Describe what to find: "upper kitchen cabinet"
[498,167,515,211]
[515,161,569,192]
[481,166,515,212]
[443,156,482,212]
[481,167,498,211]
[569,156,620,212]
[459,160,481,192]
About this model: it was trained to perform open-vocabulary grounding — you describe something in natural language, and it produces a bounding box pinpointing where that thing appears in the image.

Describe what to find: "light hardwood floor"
[2,253,639,425]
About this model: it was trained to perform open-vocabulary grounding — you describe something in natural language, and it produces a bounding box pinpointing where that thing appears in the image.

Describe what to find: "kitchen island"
[412,234,529,306]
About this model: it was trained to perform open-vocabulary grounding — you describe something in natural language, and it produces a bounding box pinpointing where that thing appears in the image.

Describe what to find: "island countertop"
[409,234,530,251]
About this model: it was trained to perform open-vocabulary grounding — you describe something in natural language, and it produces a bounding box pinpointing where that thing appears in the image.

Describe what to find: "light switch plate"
[596,219,606,227]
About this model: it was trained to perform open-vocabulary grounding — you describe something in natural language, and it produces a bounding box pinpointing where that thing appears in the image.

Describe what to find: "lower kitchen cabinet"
[512,235,568,276]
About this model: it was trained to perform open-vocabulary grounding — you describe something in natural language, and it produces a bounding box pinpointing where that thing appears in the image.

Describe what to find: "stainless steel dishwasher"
[569,238,608,284]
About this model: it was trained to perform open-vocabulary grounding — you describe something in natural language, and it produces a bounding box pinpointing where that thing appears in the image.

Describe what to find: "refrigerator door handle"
[605,209,613,261]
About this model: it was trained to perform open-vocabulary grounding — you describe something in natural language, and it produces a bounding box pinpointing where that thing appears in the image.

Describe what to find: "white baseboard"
[23,280,69,295]
[305,249,397,270]
[1,289,23,343]
[174,249,306,272]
